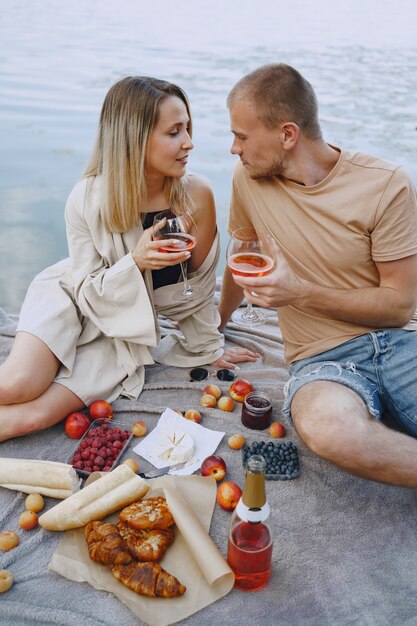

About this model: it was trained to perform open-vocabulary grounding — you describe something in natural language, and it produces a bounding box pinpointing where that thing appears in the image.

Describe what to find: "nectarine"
[203,384,221,400]
[89,400,114,420]
[201,455,227,481]
[216,481,242,511]
[229,379,254,403]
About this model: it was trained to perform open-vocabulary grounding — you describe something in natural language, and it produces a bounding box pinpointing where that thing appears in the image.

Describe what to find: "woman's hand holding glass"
[131,219,191,273]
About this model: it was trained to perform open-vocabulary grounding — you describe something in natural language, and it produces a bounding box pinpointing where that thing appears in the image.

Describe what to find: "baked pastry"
[116,521,175,562]
[119,496,175,530]
[85,521,132,566]
[111,561,186,598]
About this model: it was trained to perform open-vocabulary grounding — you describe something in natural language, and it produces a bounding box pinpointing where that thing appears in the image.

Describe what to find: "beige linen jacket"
[17,177,224,404]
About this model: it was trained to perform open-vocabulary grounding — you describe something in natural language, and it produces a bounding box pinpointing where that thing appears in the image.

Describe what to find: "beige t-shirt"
[229,148,417,364]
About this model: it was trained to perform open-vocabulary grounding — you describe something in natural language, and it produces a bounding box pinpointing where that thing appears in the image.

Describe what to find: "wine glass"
[226,226,276,326]
[152,209,202,302]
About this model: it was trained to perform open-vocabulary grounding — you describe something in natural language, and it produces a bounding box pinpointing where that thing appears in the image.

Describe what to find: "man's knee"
[291,381,370,458]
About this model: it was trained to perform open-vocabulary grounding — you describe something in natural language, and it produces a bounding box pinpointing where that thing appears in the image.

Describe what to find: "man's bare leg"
[291,381,417,487]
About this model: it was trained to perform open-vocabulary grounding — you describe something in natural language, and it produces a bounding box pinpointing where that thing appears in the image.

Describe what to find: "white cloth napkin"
[132,408,225,476]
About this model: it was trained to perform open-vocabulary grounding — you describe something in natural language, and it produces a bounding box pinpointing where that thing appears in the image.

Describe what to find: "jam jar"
[241,392,272,430]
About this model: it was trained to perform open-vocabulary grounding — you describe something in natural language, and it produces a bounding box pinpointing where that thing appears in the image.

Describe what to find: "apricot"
[199,393,217,408]
[0,531,19,552]
[269,421,286,438]
[203,384,221,400]
[123,458,139,473]
[228,434,246,450]
[131,421,147,437]
[25,493,44,513]
[184,409,202,423]
[218,396,235,412]
[19,511,38,531]
[0,570,13,593]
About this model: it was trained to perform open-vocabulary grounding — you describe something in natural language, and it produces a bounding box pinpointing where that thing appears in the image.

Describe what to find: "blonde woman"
[0,76,257,441]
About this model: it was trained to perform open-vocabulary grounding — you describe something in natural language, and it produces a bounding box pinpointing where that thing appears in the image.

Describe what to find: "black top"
[141,211,182,290]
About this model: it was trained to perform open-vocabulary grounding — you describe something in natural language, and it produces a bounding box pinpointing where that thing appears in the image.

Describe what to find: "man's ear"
[279,122,299,149]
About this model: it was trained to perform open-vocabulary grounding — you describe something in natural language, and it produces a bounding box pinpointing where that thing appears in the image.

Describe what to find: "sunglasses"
[189,367,237,382]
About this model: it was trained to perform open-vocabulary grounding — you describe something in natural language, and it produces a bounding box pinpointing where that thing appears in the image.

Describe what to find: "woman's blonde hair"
[84,76,193,232]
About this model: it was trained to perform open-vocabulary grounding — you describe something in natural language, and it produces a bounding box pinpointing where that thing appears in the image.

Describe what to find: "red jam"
[241,392,272,430]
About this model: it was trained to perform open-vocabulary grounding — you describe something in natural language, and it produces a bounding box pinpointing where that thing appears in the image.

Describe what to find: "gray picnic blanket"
[0,283,416,626]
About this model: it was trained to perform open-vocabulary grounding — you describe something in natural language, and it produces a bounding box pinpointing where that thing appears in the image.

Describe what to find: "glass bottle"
[227,455,273,591]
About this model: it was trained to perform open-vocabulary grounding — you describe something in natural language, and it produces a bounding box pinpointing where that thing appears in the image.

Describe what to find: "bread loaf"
[39,465,149,531]
[0,458,81,499]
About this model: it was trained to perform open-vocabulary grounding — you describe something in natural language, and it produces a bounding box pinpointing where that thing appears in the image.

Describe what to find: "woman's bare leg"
[0,332,60,404]
[0,382,84,441]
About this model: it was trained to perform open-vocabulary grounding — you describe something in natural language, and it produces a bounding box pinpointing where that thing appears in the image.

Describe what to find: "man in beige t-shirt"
[219,63,417,487]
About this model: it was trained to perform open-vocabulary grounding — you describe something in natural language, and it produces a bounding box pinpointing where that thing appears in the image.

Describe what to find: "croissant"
[116,521,175,562]
[111,561,186,598]
[85,521,132,566]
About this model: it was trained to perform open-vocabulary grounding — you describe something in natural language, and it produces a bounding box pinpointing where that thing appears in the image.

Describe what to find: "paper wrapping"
[48,475,235,625]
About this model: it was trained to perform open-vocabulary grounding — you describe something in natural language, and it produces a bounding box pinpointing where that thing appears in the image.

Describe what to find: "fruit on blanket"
[19,511,38,530]
[64,412,91,439]
[203,384,221,400]
[25,493,44,513]
[229,379,254,403]
[89,400,114,420]
[131,421,147,437]
[123,458,139,473]
[184,409,202,423]
[269,421,286,438]
[0,570,13,593]
[216,481,242,511]
[218,396,235,412]
[0,531,19,552]
[201,455,227,482]
[200,394,217,408]
[228,434,246,450]
[69,422,131,473]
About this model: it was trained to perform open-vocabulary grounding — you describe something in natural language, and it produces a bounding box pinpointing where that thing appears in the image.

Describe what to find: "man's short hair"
[228,63,322,140]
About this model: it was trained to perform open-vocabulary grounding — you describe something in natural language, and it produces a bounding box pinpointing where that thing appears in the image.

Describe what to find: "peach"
[123,458,139,473]
[131,421,147,437]
[0,531,19,552]
[184,408,202,423]
[25,493,44,513]
[200,393,217,408]
[269,421,286,438]
[201,455,227,482]
[228,434,246,450]
[229,379,254,403]
[218,396,235,412]
[216,481,242,511]
[19,511,38,531]
[0,570,13,593]
[89,400,114,420]
[203,384,221,400]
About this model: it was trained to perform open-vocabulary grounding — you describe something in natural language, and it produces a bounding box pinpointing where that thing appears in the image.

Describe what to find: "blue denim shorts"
[283,329,417,437]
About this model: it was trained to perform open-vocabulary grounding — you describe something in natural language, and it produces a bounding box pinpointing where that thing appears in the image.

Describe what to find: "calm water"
[1,0,417,312]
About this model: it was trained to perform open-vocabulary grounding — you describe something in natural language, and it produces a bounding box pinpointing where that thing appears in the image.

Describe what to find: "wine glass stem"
[242,302,259,321]
[180,262,193,297]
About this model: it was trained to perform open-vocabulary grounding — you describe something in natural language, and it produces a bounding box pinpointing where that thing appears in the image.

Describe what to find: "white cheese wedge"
[156,428,194,465]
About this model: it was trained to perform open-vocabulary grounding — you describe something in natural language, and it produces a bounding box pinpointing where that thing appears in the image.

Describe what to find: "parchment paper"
[48,475,235,626]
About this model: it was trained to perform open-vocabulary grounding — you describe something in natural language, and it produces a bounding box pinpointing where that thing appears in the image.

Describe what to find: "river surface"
[1,0,416,312]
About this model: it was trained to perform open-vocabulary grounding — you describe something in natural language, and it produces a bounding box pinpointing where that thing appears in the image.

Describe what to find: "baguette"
[38,464,149,531]
[0,458,81,499]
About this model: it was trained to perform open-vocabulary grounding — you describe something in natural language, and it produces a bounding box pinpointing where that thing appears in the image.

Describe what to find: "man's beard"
[249,155,287,180]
